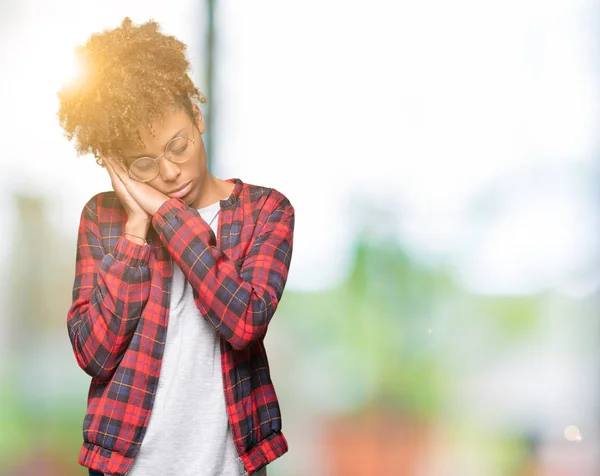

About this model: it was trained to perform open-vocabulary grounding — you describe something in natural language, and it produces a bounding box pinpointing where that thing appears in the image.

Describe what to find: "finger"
[103,156,117,180]
[105,155,128,174]
[115,159,130,175]
[107,156,132,183]
[105,157,128,184]
[104,158,129,194]
[103,155,118,173]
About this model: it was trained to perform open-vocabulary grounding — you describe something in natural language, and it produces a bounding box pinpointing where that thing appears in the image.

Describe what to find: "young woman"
[58,18,294,476]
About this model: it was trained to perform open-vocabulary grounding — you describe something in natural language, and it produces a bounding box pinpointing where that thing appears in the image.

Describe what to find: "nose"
[158,158,181,182]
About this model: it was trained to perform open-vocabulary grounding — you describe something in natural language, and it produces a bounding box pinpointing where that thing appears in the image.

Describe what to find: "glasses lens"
[166,137,194,164]
[130,158,157,181]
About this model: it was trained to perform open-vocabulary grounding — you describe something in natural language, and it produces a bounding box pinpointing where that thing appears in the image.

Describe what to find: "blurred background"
[0,1,599,475]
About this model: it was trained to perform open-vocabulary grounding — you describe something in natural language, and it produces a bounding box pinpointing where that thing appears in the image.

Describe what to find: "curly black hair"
[57,17,206,164]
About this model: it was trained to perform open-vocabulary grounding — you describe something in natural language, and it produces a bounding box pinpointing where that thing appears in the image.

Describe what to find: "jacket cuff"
[152,198,214,243]
[111,235,151,267]
[152,198,188,229]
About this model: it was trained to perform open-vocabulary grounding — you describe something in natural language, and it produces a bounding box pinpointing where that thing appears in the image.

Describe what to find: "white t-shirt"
[118,201,253,476]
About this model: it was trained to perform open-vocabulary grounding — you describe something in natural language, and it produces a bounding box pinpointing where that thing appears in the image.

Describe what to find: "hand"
[104,156,148,223]
[104,156,169,217]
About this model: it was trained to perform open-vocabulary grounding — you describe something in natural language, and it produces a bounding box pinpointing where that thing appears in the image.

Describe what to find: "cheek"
[145,179,165,192]
[186,151,205,173]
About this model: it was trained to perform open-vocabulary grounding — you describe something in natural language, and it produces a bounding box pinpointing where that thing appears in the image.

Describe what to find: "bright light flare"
[57,49,87,92]
[564,425,583,442]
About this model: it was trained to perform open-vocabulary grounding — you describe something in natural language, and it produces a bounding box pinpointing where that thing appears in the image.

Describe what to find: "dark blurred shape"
[204,0,215,168]
[321,409,430,475]
[7,447,73,476]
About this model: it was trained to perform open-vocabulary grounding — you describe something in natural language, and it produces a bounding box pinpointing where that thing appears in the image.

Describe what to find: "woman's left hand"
[104,157,170,216]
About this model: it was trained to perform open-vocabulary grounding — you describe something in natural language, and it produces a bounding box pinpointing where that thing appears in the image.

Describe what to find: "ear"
[192,104,205,134]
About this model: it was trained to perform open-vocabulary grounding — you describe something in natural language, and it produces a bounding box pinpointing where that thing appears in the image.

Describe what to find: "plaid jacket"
[67,178,294,476]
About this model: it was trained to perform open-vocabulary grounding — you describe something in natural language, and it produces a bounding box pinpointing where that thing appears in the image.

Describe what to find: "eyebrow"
[124,127,187,160]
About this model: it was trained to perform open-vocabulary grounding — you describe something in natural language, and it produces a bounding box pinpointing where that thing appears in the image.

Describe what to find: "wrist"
[125,217,150,239]
[123,233,147,246]
[150,198,169,216]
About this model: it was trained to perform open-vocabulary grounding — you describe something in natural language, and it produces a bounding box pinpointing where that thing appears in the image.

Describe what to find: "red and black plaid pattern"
[67,178,294,475]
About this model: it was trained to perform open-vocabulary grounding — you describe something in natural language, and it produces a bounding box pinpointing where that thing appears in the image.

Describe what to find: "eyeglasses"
[126,125,196,182]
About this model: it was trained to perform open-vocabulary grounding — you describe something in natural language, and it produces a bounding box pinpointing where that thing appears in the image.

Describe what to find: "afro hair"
[57,17,206,165]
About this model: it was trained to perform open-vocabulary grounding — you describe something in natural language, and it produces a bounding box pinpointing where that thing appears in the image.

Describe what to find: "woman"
[58,17,294,476]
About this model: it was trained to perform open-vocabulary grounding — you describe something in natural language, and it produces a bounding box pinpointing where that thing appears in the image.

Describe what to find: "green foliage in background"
[279,235,543,422]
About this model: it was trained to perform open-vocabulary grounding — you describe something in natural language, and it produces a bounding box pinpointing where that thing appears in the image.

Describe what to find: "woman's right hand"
[103,156,151,237]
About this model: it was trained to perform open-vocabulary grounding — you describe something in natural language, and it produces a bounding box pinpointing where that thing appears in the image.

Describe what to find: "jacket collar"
[220,178,243,209]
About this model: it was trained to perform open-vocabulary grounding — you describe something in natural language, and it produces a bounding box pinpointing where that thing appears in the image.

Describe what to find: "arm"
[67,195,152,380]
[152,192,294,351]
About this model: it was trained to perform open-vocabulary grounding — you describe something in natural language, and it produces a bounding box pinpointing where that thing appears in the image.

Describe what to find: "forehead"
[120,108,191,157]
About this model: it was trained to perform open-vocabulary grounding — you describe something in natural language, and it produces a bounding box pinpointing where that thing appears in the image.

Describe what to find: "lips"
[167,181,193,199]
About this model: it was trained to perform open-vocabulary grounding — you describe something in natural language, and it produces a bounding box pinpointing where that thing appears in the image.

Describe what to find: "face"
[119,106,209,209]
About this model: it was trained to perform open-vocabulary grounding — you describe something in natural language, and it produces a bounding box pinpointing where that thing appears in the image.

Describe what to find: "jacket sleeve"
[67,195,152,380]
[152,192,294,351]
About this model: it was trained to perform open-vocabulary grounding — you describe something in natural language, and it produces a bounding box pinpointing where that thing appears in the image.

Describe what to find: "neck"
[192,175,230,209]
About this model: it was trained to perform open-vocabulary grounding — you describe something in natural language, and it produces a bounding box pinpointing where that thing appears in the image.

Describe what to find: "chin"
[185,189,199,207]
[183,194,195,206]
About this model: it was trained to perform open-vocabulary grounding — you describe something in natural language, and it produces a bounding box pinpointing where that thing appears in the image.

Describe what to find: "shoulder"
[236,180,295,234]
[237,180,294,213]
[79,191,125,224]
